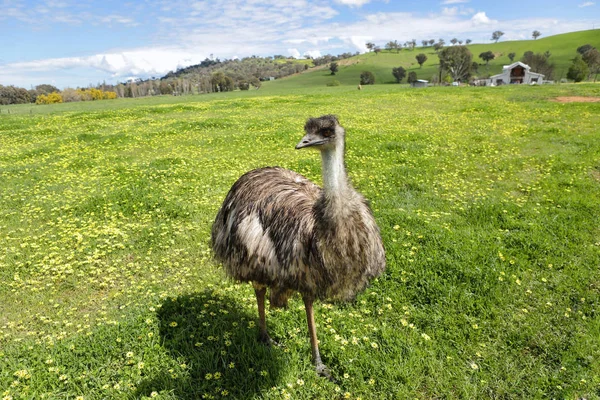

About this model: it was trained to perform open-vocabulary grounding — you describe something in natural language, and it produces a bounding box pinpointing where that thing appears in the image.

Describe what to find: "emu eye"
[322,128,334,137]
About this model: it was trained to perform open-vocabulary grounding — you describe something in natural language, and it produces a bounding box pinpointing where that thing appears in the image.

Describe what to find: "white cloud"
[3,48,206,80]
[578,1,595,7]
[285,36,332,46]
[346,36,372,53]
[100,15,139,27]
[335,0,372,6]
[471,11,495,24]
[303,50,322,59]
[288,48,302,58]
[441,0,469,4]
[442,7,458,16]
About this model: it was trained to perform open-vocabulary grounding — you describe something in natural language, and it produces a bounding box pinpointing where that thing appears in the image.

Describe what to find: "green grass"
[264,29,600,89]
[1,83,600,399]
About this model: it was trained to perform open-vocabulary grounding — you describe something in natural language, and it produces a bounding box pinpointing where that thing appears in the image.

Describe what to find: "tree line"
[363,31,542,56]
[352,47,558,86]
[0,84,117,105]
[0,55,315,104]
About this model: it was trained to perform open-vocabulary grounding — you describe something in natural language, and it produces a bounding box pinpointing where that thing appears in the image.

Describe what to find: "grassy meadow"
[1,83,600,399]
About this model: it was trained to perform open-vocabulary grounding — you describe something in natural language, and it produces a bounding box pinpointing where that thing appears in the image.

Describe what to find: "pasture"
[266,29,600,89]
[1,83,599,399]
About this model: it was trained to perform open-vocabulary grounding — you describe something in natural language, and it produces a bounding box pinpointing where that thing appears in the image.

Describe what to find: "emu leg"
[253,284,275,345]
[303,295,333,380]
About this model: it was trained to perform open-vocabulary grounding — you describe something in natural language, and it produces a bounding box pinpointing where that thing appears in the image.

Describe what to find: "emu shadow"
[136,290,285,399]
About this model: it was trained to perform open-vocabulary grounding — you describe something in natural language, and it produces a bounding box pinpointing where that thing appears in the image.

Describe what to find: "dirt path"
[551,96,600,103]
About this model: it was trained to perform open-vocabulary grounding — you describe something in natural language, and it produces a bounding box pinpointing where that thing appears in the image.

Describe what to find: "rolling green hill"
[265,29,600,90]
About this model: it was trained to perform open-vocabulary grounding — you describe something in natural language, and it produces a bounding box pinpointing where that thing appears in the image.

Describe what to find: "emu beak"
[295,133,326,150]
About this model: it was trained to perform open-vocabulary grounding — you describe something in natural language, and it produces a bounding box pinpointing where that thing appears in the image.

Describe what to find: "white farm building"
[486,62,545,85]
[411,79,429,88]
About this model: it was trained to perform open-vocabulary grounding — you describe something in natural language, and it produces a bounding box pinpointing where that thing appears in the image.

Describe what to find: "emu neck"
[320,143,348,196]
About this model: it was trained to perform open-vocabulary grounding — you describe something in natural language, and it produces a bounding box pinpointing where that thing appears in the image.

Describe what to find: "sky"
[1,0,598,89]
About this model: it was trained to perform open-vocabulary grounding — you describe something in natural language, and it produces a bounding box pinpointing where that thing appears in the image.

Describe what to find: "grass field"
[1,83,600,399]
[265,29,600,89]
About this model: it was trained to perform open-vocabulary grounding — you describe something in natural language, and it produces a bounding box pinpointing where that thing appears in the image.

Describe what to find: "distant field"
[1,83,600,399]
[265,29,600,89]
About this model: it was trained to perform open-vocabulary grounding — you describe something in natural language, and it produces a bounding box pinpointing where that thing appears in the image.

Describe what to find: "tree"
[392,66,406,83]
[366,42,375,52]
[386,40,400,52]
[360,71,375,85]
[407,71,418,84]
[582,48,600,65]
[211,72,234,92]
[466,39,472,45]
[329,62,338,75]
[450,38,458,45]
[374,47,381,55]
[416,53,428,68]
[532,30,541,40]
[521,52,555,80]
[471,61,479,74]
[577,44,594,55]
[434,42,444,52]
[582,48,600,80]
[0,85,31,105]
[438,46,473,82]
[422,40,429,47]
[491,31,504,43]
[428,39,435,46]
[508,52,516,62]
[479,51,495,65]
[35,84,60,95]
[567,55,589,82]
[27,84,61,103]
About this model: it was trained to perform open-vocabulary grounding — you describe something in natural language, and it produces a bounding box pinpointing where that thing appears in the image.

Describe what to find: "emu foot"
[258,332,279,347]
[315,362,336,382]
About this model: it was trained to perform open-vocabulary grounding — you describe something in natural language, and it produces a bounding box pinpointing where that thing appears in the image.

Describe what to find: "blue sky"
[1,0,598,89]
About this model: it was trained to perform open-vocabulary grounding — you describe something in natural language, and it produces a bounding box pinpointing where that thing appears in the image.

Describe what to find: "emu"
[211,115,385,378]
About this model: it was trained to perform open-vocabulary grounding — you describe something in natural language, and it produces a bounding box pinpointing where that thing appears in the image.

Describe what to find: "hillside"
[265,29,600,89]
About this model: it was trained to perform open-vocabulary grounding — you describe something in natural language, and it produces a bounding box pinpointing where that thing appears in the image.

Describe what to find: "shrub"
[567,55,589,82]
[61,88,82,102]
[360,71,375,85]
[408,71,418,84]
[35,92,63,104]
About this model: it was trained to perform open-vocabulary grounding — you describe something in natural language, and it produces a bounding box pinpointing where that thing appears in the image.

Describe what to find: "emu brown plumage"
[211,115,385,378]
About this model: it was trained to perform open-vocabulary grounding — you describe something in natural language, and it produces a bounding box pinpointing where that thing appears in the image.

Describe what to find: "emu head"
[296,115,344,150]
